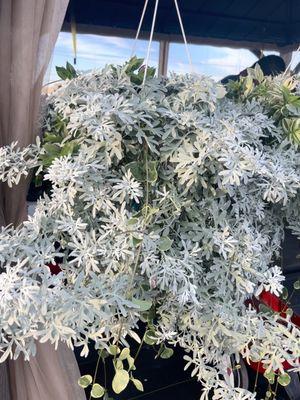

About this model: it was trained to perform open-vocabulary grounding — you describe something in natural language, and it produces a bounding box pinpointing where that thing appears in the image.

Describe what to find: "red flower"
[47,263,61,275]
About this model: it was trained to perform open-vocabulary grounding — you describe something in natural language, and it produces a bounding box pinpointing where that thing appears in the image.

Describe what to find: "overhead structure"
[63,0,300,50]
[63,0,300,73]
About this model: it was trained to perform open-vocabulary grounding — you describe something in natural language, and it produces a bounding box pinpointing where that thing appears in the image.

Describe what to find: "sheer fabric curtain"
[0,1,85,399]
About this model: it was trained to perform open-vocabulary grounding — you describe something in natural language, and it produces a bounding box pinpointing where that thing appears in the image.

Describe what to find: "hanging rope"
[131,0,150,58]
[131,0,193,84]
[173,0,193,72]
[142,0,159,85]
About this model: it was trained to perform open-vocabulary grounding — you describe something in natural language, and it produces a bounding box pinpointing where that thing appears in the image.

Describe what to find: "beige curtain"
[0,1,86,399]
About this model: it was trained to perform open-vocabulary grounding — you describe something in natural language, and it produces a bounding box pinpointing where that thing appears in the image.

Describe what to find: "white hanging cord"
[142,0,159,85]
[173,0,193,72]
[131,0,150,58]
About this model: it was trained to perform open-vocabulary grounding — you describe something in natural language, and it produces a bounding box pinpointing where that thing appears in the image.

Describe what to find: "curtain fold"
[0,1,86,399]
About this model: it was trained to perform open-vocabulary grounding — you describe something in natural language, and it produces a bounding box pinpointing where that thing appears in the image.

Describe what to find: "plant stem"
[127,140,150,294]
[125,377,195,400]
[272,378,279,400]
[253,361,260,393]
[89,350,102,400]
[133,331,146,363]
[103,358,107,389]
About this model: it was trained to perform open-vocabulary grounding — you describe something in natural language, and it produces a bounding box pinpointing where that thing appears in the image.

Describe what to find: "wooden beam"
[62,23,298,53]
[158,40,169,76]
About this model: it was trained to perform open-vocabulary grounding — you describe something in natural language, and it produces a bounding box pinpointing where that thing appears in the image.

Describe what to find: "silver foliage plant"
[0,59,300,399]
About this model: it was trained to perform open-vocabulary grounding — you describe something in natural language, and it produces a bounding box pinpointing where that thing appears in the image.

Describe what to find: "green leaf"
[34,173,43,187]
[160,347,174,359]
[131,378,144,392]
[91,383,105,398]
[278,373,291,387]
[130,74,143,85]
[244,76,253,96]
[286,307,293,317]
[112,369,130,394]
[282,287,288,300]
[263,370,275,384]
[115,359,123,370]
[44,133,63,144]
[158,237,173,251]
[144,330,157,345]
[132,298,152,311]
[128,218,139,226]
[108,345,120,356]
[66,62,77,78]
[119,348,130,361]
[99,349,109,359]
[56,63,77,80]
[126,161,158,183]
[147,161,158,183]
[127,161,145,182]
[127,355,135,370]
[60,141,75,157]
[282,118,300,144]
[56,66,69,80]
[258,303,274,316]
[43,143,61,156]
[132,236,143,247]
[125,57,144,73]
[294,280,300,290]
[78,374,93,388]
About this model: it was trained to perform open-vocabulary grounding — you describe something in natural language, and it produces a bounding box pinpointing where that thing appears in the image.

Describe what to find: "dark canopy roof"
[63,0,300,51]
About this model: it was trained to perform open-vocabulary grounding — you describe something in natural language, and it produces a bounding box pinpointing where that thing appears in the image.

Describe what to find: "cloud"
[168,47,257,80]
[99,36,133,50]
[204,47,257,73]
[49,33,266,83]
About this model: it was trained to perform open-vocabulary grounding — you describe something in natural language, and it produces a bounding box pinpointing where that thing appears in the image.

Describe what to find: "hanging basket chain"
[142,0,159,85]
[132,0,193,81]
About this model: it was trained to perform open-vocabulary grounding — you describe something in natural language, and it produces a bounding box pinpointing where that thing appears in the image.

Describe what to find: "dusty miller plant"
[0,58,300,399]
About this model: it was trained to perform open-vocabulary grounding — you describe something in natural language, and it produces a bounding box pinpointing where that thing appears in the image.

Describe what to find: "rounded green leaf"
[144,330,157,345]
[108,345,120,356]
[78,374,93,388]
[128,218,138,226]
[99,349,109,359]
[158,237,173,251]
[132,236,143,247]
[282,287,288,300]
[119,348,130,360]
[286,308,293,317]
[131,378,144,392]
[112,369,130,394]
[278,373,291,387]
[263,370,275,383]
[127,355,135,370]
[160,347,174,359]
[294,280,300,290]
[91,383,105,398]
[132,298,152,311]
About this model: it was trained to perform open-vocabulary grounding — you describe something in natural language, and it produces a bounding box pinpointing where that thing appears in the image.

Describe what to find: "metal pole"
[158,40,170,76]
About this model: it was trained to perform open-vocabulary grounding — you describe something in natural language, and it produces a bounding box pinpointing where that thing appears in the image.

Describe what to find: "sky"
[45,32,300,84]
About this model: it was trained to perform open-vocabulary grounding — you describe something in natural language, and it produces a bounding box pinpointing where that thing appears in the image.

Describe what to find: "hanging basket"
[0,59,300,399]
